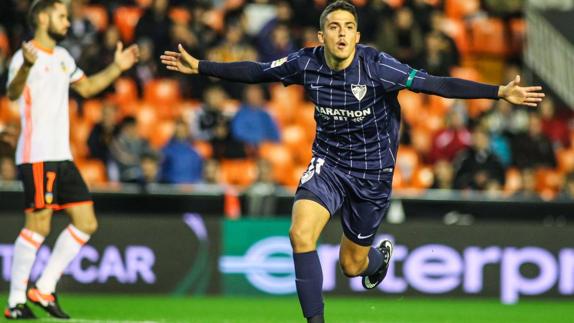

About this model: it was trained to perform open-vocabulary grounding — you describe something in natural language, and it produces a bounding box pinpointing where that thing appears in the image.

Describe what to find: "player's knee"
[289,227,317,252]
[339,256,366,277]
[26,225,50,238]
[74,218,98,235]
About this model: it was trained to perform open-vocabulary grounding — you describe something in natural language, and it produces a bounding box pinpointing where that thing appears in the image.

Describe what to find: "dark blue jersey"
[199,44,498,181]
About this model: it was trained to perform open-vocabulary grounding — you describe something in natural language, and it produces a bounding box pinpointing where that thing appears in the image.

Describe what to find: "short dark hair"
[28,0,63,30]
[319,1,358,31]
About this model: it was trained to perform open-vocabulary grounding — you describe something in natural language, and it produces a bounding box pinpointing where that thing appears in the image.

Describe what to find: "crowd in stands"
[1,0,574,200]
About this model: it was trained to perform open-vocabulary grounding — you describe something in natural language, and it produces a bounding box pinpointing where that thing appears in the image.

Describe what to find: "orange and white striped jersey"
[7,42,85,165]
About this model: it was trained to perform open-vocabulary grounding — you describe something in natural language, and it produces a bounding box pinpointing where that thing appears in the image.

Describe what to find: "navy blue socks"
[293,251,324,319]
[361,247,384,276]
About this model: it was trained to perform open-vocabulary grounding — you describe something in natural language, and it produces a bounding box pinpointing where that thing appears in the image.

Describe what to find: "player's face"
[47,3,70,42]
[318,10,360,61]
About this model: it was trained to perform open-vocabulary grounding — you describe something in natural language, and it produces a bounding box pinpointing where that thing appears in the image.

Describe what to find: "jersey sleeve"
[198,49,304,86]
[374,52,414,92]
[7,50,24,87]
[65,50,85,84]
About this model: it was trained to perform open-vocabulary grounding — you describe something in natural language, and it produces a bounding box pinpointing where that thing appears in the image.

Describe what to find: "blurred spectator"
[514,168,538,198]
[376,7,423,66]
[429,10,460,65]
[0,30,9,97]
[87,103,120,164]
[562,172,574,199]
[429,109,471,163]
[140,152,160,185]
[132,38,158,96]
[245,159,281,217]
[61,0,98,62]
[192,86,229,141]
[454,127,505,190]
[431,159,454,189]
[478,116,512,166]
[257,1,296,61]
[231,85,280,147]
[417,31,457,76]
[0,123,18,158]
[408,0,435,31]
[0,156,16,181]
[539,97,571,149]
[202,158,220,184]
[135,0,172,63]
[159,119,203,184]
[511,113,557,170]
[482,100,529,137]
[244,0,277,37]
[109,116,154,183]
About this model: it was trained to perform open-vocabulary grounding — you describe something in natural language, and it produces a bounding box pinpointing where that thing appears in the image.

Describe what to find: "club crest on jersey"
[351,84,367,101]
[45,192,53,204]
[60,61,68,73]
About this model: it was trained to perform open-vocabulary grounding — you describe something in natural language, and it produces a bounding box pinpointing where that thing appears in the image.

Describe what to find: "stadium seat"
[203,9,225,33]
[445,0,480,20]
[270,84,305,104]
[135,0,152,8]
[398,90,425,125]
[70,119,92,159]
[470,18,508,57]
[441,18,470,55]
[82,100,103,125]
[135,103,157,138]
[193,140,213,159]
[504,167,522,194]
[535,168,563,200]
[410,127,432,157]
[411,165,434,189]
[149,119,175,149]
[259,142,296,185]
[396,146,420,184]
[169,7,191,25]
[450,66,481,82]
[114,77,138,106]
[509,18,526,56]
[83,5,109,32]
[295,102,317,138]
[144,79,182,112]
[382,0,405,9]
[282,124,313,164]
[224,0,245,10]
[219,159,258,187]
[556,148,574,174]
[0,97,19,123]
[0,28,10,56]
[76,159,107,185]
[114,6,143,43]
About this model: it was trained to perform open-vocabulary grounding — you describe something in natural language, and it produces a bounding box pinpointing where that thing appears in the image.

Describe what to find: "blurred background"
[1,0,574,320]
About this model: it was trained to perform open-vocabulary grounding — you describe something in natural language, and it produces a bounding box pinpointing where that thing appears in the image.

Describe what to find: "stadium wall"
[1,192,573,304]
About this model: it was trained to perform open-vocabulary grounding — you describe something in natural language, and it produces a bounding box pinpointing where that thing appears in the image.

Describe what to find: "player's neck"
[324,49,356,71]
[33,31,57,52]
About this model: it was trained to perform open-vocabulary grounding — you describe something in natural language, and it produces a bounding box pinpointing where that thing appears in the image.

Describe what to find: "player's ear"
[318,31,324,44]
[38,12,49,28]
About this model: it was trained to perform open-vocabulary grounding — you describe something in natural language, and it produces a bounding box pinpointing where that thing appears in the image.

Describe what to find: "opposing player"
[4,0,139,319]
[161,1,544,322]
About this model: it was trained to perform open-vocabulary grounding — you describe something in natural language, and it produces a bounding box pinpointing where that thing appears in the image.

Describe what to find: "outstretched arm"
[160,44,297,84]
[412,73,544,107]
[72,42,139,98]
[7,42,37,101]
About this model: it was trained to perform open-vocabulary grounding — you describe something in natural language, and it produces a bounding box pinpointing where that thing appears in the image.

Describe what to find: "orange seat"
[509,18,525,56]
[445,0,480,20]
[270,84,305,104]
[114,77,138,106]
[396,146,419,184]
[83,5,109,32]
[410,127,432,157]
[535,168,563,200]
[203,9,224,33]
[169,7,191,24]
[259,142,296,185]
[76,159,107,185]
[411,165,434,189]
[0,29,10,56]
[135,0,152,8]
[70,119,93,159]
[193,140,213,160]
[470,18,508,57]
[149,119,175,149]
[382,0,405,8]
[282,124,313,164]
[556,148,574,173]
[135,103,157,139]
[504,167,522,194]
[0,97,20,122]
[442,18,470,55]
[450,66,481,81]
[113,6,143,43]
[219,159,257,187]
[295,102,317,139]
[144,79,182,110]
[224,0,245,10]
[398,91,424,126]
[82,100,103,125]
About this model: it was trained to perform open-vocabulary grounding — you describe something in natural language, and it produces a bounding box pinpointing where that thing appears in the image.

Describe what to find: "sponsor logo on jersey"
[315,105,372,122]
[270,57,288,68]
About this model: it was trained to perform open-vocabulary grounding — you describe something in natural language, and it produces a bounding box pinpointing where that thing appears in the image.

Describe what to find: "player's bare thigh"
[289,199,330,253]
[65,203,98,235]
[339,234,370,277]
[24,209,53,237]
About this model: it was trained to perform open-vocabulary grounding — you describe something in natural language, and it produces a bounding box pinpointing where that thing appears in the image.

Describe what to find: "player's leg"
[5,209,52,320]
[30,161,95,319]
[290,199,330,323]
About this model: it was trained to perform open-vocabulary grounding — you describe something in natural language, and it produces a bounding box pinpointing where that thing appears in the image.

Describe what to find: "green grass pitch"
[3,295,572,323]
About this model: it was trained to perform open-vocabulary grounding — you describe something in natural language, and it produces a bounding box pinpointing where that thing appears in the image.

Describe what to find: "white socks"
[8,229,45,307]
[36,225,90,294]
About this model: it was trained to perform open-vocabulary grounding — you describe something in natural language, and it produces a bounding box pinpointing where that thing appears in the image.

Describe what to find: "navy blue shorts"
[294,158,392,246]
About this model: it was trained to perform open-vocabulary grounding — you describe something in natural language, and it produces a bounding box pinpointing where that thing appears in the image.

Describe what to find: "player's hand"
[22,42,38,67]
[160,44,199,75]
[498,75,545,107]
[113,42,140,71]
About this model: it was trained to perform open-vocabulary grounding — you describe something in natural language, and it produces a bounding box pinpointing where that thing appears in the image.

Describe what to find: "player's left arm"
[72,42,139,98]
[409,71,545,107]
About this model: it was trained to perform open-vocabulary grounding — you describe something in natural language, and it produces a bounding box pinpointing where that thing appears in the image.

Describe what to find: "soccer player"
[160,1,544,322]
[4,0,139,319]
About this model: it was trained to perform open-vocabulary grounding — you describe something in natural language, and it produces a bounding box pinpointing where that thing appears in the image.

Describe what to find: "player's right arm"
[6,42,38,101]
[160,44,303,84]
